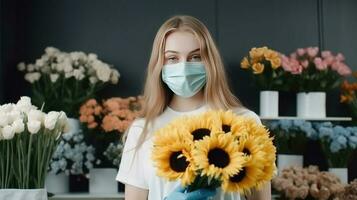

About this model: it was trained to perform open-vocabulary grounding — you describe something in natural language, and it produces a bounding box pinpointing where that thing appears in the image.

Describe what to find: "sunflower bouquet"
[240,46,285,90]
[152,110,276,195]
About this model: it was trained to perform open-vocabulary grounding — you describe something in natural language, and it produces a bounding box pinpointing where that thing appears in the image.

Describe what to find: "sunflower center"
[222,124,231,133]
[191,128,211,140]
[243,148,251,155]
[230,167,246,183]
[169,151,189,172]
[208,148,230,168]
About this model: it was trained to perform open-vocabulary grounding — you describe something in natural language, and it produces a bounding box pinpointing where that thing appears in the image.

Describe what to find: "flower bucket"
[45,173,69,194]
[328,168,348,184]
[0,189,47,200]
[277,154,303,173]
[260,91,279,117]
[89,168,118,194]
[297,92,326,118]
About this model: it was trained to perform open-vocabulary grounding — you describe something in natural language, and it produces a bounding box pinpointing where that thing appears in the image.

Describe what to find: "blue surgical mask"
[162,62,206,98]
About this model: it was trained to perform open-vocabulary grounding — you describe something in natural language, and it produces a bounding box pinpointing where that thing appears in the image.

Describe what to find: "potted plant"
[314,122,357,184]
[240,46,284,117]
[281,47,351,118]
[79,96,143,194]
[267,120,316,173]
[46,129,96,194]
[0,96,69,200]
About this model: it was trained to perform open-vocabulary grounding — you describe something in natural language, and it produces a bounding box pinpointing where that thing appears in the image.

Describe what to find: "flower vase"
[45,173,69,194]
[297,92,326,118]
[89,168,118,194]
[260,91,279,117]
[277,154,303,173]
[0,189,47,200]
[328,168,348,184]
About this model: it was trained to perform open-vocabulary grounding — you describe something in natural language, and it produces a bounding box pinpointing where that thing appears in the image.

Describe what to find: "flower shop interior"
[1,0,357,200]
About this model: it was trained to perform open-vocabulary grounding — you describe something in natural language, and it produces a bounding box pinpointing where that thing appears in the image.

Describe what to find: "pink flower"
[321,50,332,58]
[290,52,297,59]
[314,57,327,70]
[297,48,306,56]
[307,47,319,58]
[323,56,335,66]
[301,60,309,68]
[331,61,343,71]
[337,63,352,76]
[336,53,345,62]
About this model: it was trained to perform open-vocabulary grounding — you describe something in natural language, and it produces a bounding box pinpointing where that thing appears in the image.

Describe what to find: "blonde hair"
[124,15,244,149]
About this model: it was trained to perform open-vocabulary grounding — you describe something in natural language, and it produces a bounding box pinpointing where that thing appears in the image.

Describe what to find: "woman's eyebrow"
[164,48,200,54]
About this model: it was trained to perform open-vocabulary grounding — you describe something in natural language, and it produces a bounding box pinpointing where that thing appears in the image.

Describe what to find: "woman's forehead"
[164,31,200,54]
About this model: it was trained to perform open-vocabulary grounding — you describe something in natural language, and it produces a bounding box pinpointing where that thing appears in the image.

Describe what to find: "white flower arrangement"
[49,129,96,176]
[18,47,120,118]
[0,96,69,189]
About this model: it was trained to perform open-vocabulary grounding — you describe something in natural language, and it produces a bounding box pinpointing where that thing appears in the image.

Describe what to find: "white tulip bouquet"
[18,47,120,118]
[0,96,69,189]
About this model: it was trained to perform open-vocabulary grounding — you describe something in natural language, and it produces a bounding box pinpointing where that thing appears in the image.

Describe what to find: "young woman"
[116,15,272,200]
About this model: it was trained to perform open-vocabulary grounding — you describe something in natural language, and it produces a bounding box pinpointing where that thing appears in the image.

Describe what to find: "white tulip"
[64,64,73,73]
[0,103,14,113]
[2,125,15,140]
[24,72,41,83]
[50,73,60,83]
[12,119,25,133]
[73,69,85,80]
[88,53,97,61]
[27,109,44,123]
[27,64,35,72]
[44,111,60,130]
[8,110,21,124]
[0,113,9,126]
[27,120,41,134]
[16,96,35,113]
[89,76,98,84]
[17,62,26,71]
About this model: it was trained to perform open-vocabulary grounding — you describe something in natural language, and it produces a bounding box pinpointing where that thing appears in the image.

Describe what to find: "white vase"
[260,91,279,117]
[45,173,69,194]
[0,189,47,200]
[89,168,118,194]
[328,168,348,184]
[297,92,326,118]
[277,154,303,173]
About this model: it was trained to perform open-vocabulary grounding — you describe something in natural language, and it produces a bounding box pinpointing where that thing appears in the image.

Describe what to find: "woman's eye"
[189,55,201,62]
[166,56,178,64]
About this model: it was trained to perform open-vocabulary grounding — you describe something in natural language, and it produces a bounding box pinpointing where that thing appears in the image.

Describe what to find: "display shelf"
[260,116,352,121]
[49,193,124,200]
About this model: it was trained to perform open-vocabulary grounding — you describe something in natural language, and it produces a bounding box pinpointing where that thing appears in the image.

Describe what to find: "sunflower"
[152,125,196,186]
[221,157,263,195]
[182,112,217,141]
[192,132,247,180]
[210,110,249,139]
[255,138,277,188]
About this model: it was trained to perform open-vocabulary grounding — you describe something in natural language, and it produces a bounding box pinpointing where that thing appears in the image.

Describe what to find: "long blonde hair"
[125,15,244,149]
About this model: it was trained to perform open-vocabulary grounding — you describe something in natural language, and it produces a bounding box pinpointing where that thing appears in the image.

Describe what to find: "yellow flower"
[209,110,248,138]
[192,132,247,180]
[222,157,263,195]
[252,63,265,74]
[182,112,217,141]
[241,57,250,69]
[270,58,281,69]
[152,125,196,186]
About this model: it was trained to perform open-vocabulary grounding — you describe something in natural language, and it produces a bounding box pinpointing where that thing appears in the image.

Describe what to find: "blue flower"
[267,121,280,130]
[333,126,351,138]
[330,141,342,153]
[349,136,357,149]
[347,127,357,136]
[279,120,292,131]
[336,135,347,148]
[318,127,334,139]
[313,122,333,130]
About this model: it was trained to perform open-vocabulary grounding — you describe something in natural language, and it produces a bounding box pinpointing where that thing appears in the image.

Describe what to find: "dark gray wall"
[1,0,357,117]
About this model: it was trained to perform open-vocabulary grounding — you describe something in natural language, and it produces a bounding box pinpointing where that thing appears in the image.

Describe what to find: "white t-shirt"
[116,104,262,200]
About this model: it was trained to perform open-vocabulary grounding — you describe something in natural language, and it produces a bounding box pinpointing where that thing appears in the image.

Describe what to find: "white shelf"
[50,193,124,200]
[260,116,352,121]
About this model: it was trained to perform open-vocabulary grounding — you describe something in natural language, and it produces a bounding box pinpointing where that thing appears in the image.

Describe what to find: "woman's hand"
[164,185,216,200]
